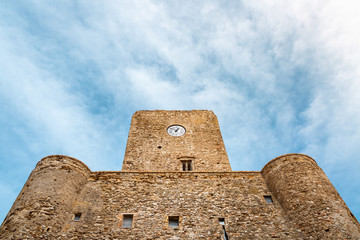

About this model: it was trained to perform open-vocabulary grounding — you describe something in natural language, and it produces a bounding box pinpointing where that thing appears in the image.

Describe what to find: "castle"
[1,110,359,239]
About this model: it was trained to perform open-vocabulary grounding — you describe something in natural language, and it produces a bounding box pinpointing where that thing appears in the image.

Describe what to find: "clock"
[167,125,186,137]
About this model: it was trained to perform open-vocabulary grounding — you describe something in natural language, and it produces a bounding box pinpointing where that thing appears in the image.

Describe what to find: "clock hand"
[175,128,179,132]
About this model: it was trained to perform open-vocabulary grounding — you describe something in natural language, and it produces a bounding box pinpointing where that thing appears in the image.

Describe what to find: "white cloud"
[125,66,184,109]
[0,0,359,221]
[0,21,121,171]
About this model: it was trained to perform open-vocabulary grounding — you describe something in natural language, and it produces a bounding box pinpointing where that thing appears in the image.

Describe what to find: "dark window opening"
[181,160,192,171]
[158,146,162,149]
[74,213,81,221]
[264,195,273,203]
[122,214,133,228]
[169,216,179,227]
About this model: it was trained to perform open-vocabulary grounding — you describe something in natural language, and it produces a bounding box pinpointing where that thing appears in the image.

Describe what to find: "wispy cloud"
[0,0,359,221]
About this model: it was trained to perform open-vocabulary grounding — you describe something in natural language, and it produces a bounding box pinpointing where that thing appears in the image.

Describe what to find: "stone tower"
[0,110,359,239]
[122,110,231,172]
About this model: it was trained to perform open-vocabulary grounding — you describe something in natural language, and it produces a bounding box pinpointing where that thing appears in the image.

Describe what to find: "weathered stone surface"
[122,110,231,172]
[0,155,91,239]
[66,171,302,239]
[262,154,360,239]
[1,110,359,239]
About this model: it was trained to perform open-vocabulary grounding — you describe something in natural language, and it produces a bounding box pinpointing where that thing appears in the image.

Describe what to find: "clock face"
[167,125,186,137]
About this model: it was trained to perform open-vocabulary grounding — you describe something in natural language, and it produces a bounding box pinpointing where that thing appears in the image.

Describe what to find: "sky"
[0,0,359,223]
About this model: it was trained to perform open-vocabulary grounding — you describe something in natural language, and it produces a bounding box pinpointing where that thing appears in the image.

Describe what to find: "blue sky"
[0,1,359,222]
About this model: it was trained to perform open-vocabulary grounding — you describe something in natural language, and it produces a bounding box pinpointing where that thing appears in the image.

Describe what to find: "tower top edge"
[134,109,214,113]
[132,110,217,118]
[39,155,92,172]
[261,153,317,172]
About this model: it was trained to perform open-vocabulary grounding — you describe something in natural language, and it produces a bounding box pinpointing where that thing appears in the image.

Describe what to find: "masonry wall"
[55,171,301,239]
[1,155,359,239]
[1,157,301,239]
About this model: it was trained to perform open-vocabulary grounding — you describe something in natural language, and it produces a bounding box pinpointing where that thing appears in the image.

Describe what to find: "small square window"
[169,216,179,227]
[74,213,81,221]
[181,160,192,171]
[122,214,133,228]
[219,218,225,225]
[264,195,273,203]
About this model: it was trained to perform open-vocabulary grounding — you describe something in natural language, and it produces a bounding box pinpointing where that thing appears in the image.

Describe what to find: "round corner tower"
[0,155,91,239]
[261,153,360,239]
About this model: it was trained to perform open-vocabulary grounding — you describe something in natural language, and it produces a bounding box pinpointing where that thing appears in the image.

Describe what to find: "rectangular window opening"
[219,218,229,240]
[74,213,81,221]
[122,214,133,228]
[169,216,179,227]
[264,195,273,203]
[181,160,192,171]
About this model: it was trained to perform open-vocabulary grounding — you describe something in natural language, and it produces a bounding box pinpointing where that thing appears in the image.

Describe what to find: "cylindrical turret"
[0,155,91,239]
[261,153,360,239]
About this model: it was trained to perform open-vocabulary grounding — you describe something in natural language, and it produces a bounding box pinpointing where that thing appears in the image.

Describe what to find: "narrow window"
[169,216,179,227]
[218,218,229,240]
[74,213,81,221]
[122,214,133,228]
[264,195,273,203]
[181,160,192,171]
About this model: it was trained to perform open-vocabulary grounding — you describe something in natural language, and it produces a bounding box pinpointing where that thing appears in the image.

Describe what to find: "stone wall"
[2,156,300,239]
[60,171,300,239]
[1,154,359,239]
